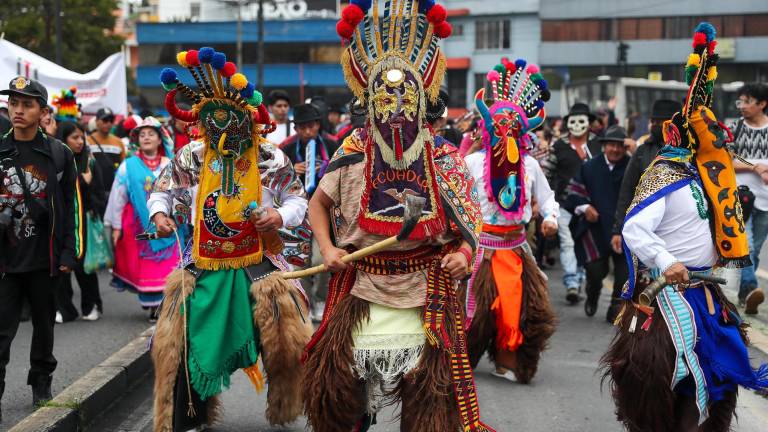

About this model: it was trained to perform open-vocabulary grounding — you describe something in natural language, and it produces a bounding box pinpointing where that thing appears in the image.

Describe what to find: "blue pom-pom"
[538,79,548,90]
[351,0,372,10]
[694,22,716,42]
[240,83,255,99]
[514,59,527,69]
[418,0,436,13]
[211,52,226,69]
[535,100,545,109]
[198,47,215,63]
[160,68,178,85]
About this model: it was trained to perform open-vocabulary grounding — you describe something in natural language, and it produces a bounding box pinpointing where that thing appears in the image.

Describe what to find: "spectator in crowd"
[266,89,294,144]
[54,122,106,323]
[280,103,338,320]
[335,97,366,144]
[39,106,57,137]
[731,83,768,314]
[0,77,82,411]
[543,102,601,304]
[564,126,630,322]
[612,99,681,258]
[327,103,346,134]
[87,107,126,199]
[103,117,178,322]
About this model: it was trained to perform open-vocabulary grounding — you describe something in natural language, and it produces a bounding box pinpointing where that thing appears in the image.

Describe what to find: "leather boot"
[30,374,52,406]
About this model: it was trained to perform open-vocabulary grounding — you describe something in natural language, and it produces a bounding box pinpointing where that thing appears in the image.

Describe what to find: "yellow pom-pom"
[176,51,189,67]
[707,66,718,82]
[231,73,248,90]
[686,53,700,68]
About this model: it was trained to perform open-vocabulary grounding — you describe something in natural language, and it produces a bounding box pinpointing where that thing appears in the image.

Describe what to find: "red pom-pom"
[692,32,707,48]
[434,21,453,39]
[505,62,515,71]
[336,20,355,39]
[186,50,200,67]
[342,4,364,25]
[426,4,447,24]
[221,61,237,78]
[122,116,137,131]
[707,40,717,55]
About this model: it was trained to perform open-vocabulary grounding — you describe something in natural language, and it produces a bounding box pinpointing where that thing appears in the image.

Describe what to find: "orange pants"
[490,249,524,352]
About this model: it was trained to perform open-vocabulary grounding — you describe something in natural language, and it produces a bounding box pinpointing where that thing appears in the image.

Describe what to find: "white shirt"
[622,180,718,271]
[464,152,559,226]
[732,121,768,210]
[104,158,169,229]
[266,121,295,146]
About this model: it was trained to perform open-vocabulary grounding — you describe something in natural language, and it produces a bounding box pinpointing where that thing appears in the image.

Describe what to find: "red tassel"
[641,315,653,332]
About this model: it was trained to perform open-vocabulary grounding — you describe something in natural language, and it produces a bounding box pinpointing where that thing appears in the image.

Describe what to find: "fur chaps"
[600,296,740,432]
[303,295,370,432]
[462,248,557,383]
[250,273,314,425]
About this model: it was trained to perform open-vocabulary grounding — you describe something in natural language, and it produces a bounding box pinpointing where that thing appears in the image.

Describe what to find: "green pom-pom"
[162,82,178,91]
[530,73,543,82]
[705,81,714,95]
[685,66,697,85]
[251,91,263,106]
[494,64,505,73]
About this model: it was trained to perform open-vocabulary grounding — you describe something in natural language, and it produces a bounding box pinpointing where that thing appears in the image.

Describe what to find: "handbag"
[738,184,755,222]
[84,212,114,273]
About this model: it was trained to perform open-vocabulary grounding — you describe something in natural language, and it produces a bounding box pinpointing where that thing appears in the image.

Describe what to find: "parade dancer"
[601,23,768,432]
[148,48,313,431]
[302,1,493,431]
[462,58,558,383]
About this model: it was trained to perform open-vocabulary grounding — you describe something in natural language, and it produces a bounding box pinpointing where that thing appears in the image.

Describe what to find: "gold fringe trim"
[426,51,447,103]
[341,48,367,101]
[191,250,265,271]
[243,362,266,394]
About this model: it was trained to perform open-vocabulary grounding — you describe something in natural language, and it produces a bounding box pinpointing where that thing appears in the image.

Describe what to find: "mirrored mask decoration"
[567,114,589,137]
[476,58,549,218]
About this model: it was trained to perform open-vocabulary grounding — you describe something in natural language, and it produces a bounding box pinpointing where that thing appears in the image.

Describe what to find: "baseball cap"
[0,76,48,107]
[96,107,116,121]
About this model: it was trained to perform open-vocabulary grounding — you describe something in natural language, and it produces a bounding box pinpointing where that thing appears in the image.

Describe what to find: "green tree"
[0,0,124,73]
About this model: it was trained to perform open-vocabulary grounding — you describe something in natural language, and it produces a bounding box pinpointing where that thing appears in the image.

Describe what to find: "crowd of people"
[1,5,768,432]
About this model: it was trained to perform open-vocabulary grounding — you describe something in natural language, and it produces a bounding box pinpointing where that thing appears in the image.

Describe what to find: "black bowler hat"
[564,102,596,123]
[650,99,681,120]
[96,107,115,121]
[293,104,322,124]
[599,125,628,143]
[0,76,48,107]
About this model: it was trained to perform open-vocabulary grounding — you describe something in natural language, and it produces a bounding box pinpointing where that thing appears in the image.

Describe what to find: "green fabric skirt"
[186,269,260,400]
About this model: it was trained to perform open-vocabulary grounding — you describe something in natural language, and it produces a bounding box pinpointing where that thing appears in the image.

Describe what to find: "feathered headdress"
[661,22,750,268]
[336,0,452,104]
[52,87,79,122]
[475,58,550,219]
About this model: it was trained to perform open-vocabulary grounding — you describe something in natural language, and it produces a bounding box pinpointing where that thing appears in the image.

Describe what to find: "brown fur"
[206,394,222,426]
[152,268,195,432]
[250,274,314,426]
[462,257,498,369]
[398,300,463,432]
[304,295,369,432]
[512,250,557,384]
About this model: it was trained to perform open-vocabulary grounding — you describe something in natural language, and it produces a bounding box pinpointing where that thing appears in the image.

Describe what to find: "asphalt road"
[0,271,152,431]
[87,268,768,432]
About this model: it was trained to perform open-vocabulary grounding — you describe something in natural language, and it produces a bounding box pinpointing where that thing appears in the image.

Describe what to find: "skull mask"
[567,114,589,137]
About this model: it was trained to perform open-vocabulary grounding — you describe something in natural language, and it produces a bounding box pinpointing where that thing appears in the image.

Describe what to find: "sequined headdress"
[661,23,750,267]
[475,58,549,219]
[52,87,79,122]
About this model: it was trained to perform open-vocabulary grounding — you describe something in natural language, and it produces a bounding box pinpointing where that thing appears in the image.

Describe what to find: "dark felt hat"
[650,99,681,120]
[0,76,48,106]
[293,104,322,124]
[95,107,116,121]
[564,102,596,123]
[599,125,628,143]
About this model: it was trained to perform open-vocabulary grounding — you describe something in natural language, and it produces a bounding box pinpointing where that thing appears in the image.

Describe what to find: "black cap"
[599,125,628,143]
[96,107,115,121]
[564,102,596,123]
[267,89,291,106]
[650,99,681,120]
[293,104,322,124]
[0,76,48,107]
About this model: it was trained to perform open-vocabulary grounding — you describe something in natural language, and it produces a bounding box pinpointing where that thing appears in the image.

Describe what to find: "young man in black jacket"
[0,77,82,416]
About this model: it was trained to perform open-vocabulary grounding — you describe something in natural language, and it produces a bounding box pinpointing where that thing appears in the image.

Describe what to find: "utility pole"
[257,0,265,86]
[236,0,243,68]
[55,0,62,65]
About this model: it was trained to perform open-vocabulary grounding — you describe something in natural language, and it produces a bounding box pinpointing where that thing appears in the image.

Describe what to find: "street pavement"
[0,271,152,431]
[87,268,768,432]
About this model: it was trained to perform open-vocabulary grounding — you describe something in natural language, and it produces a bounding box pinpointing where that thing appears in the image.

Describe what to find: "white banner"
[0,39,127,116]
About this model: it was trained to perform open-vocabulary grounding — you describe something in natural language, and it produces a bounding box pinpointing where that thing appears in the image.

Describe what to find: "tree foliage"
[0,0,124,73]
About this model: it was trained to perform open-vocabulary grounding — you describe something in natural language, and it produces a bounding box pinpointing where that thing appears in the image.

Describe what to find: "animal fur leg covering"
[461,257,498,369]
[251,274,314,425]
[304,296,369,432]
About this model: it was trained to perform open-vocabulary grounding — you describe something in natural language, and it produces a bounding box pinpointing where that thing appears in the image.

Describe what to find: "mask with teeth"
[567,114,589,137]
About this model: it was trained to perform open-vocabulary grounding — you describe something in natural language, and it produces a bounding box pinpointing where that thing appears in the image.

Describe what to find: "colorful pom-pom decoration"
[211,52,227,70]
[706,66,718,82]
[231,73,248,90]
[160,68,178,85]
[176,51,189,67]
[486,70,500,82]
[434,21,452,39]
[240,82,255,99]
[221,62,237,78]
[186,50,200,67]
[162,82,178,92]
[426,4,447,24]
[526,64,540,74]
[250,90,263,107]
[686,53,701,68]
[707,40,717,55]
[418,0,436,14]
[337,20,355,39]
[515,59,527,69]
[198,47,215,63]
[342,4,365,25]
[694,22,716,43]
[692,32,707,49]
[493,64,506,74]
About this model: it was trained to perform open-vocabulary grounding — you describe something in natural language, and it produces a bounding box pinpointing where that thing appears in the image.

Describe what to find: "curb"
[9,327,154,432]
